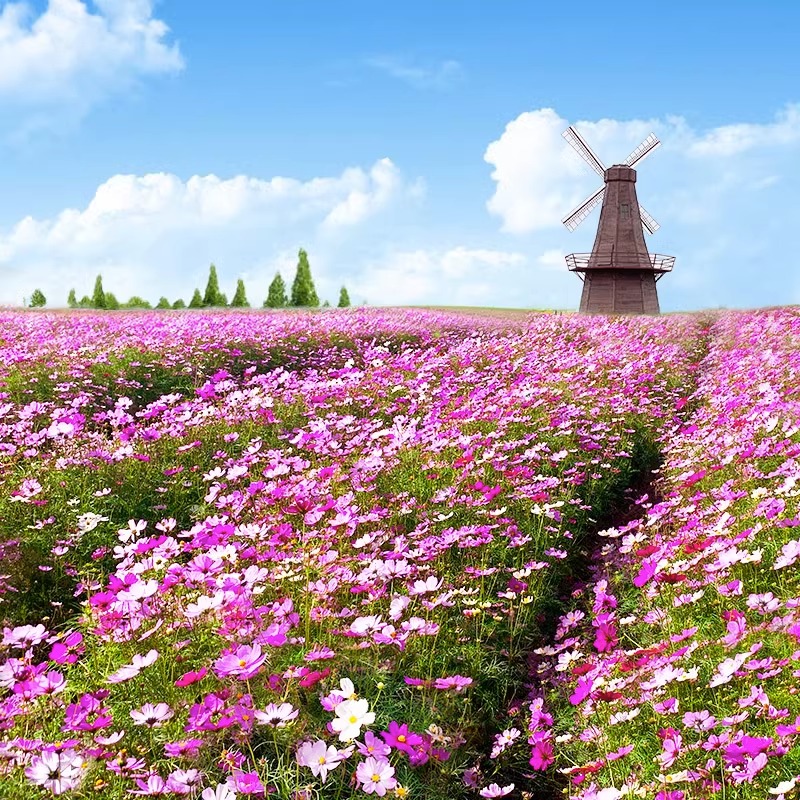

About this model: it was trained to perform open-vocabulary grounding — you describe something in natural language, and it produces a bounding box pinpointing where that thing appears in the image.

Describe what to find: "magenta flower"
[49,632,84,665]
[213,643,266,680]
[381,721,423,754]
[355,756,397,796]
[433,674,472,692]
[175,667,208,687]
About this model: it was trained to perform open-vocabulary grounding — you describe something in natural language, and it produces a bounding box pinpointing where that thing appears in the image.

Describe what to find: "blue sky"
[1,0,799,310]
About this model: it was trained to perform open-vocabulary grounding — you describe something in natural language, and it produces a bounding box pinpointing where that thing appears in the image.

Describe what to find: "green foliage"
[67,288,78,308]
[172,298,186,309]
[78,295,92,308]
[123,296,152,309]
[28,289,46,307]
[104,292,120,310]
[156,297,171,309]
[92,275,106,309]
[202,263,226,307]
[189,288,203,308]
[265,271,288,308]
[290,248,320,307]
[322,299,331,307]
[231,278,249,308]
[338,286,351,308]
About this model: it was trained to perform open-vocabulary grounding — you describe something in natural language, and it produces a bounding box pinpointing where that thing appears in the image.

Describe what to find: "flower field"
[0,308,799,799]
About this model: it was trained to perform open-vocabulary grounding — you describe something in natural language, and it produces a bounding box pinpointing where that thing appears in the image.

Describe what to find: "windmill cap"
[605,165,636,181]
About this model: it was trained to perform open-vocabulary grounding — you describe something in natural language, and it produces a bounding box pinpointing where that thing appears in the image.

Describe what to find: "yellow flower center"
[238,659,247,667]
[397,734,406,743]
[349,715,358,724]
[372,773,381,782]
[318,756,327,764]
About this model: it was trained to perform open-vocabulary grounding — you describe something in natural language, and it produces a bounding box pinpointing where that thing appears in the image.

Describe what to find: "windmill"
[562,126,675,314]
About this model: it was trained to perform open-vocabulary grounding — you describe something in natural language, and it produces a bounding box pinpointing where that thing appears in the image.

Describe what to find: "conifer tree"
[264,272,288,308]
[104,292,120,310]
[290,249,319,307]
[67,289,78,308]
[231,279,249,307]
[189,289,203,308]
[29,289,46,307]
[79,295,92,308]
[337,286,351,308]
[92,275,106,309]
[203,264,225,307]
[172,298,186,309]
[156,297,171,309]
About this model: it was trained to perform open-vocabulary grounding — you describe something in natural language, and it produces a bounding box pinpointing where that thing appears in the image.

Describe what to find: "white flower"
[330,698,375,742]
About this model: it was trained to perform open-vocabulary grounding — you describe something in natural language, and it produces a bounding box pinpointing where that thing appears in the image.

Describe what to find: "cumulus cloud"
[0,0,182,129]
[355,246,526,306]
[0,159,421,306]
[365,55,463,90]
[484,104,800,235]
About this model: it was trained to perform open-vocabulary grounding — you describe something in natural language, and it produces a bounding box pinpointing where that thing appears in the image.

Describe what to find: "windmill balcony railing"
[565,252,675,274]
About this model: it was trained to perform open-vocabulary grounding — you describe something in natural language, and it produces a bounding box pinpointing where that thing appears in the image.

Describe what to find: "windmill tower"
[562,126,675,314]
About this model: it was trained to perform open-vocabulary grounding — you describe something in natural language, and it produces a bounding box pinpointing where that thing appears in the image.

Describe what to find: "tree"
[189,289,203,308]
[264,272,288,308]
[92,275,106,309]
[338,286,351,308]
[156,297,171,309]
[67,289,78,308]
[290,248,319,307]
[172,298,186,309]
[124,296,152,309]
[202,264,225,307]
[29,289,46,308]
[231,279,249,308]
[104,292,120,310]
[322,300,330,307]
[79,295,92,308]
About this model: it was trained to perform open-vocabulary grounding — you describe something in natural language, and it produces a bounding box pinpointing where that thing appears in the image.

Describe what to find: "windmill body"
[561,127,675,315]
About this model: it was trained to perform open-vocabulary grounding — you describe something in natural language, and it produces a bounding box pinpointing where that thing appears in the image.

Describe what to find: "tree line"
[26,249,351,309]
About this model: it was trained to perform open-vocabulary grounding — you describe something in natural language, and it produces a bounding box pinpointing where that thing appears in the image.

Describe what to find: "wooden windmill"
[562,126,674,314]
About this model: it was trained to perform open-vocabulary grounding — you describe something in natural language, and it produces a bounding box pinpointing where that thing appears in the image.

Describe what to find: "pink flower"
[25,749,86,795]
[355,756,397,796]
[433,674,472,692]
[296,739,343,783]
[254,702,298,727]
[479,784,515,798]
[214,644,266,680]
[131,702,175,727]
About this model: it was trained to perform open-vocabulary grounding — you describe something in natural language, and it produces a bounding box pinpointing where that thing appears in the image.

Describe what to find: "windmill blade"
[639,205,660,234]
[624,133,661,168]
[562,185,605,231]
[563,126,606,178]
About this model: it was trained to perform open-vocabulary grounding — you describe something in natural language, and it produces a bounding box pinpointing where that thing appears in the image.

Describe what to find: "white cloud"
[688,104,800,157]
[484,104,800,235]
[0,159,421,306]
[365,55,462,90]
[0,0,181,126]
[356,246,525,306]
